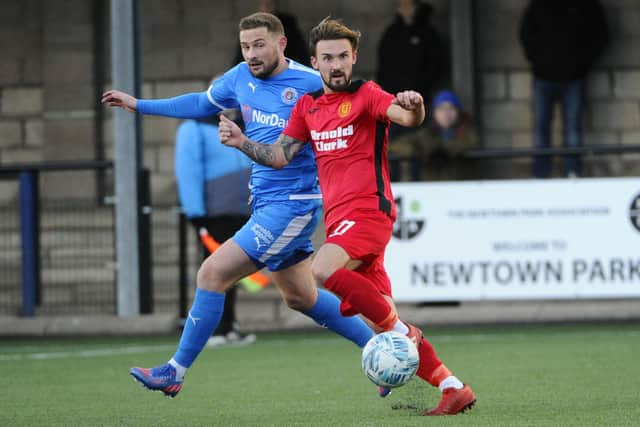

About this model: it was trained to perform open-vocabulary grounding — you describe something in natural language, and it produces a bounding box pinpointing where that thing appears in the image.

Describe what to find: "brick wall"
[476,0,640,178]
[1,0,639,204]
[0,0,44,203]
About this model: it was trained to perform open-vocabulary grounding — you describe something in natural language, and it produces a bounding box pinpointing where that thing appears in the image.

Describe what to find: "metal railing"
[390,143,640,181]
[0,161,115,316]
[462,144,640,159]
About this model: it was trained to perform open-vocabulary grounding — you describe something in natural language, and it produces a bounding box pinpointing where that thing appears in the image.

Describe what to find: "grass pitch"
[1,323,639,426]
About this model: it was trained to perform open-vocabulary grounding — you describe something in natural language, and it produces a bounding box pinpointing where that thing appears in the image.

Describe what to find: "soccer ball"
[361,331,419,388]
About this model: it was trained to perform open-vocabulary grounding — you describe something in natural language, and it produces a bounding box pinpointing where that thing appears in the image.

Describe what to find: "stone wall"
[0,0,451,204]
[0,0,44,203]
[0,0,639,204]
[476,0,640,178]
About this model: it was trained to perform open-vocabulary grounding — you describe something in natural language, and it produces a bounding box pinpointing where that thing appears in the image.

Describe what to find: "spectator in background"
[519,0,609,178]
[377,0,448,180]
[377,0,447,101]
[234,0,309,65]
[389,90,477,181]
[175,110,256,348]
[421,90,478,180]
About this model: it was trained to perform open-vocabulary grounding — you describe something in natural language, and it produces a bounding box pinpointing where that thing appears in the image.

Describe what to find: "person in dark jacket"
[175,111,256,348]
[377,0,447,102]
[519,0,609,178]
[377,0,448,180]
[234,0,309,66]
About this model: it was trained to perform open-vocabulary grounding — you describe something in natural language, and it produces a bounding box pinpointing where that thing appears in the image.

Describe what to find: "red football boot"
[423,384,476,416]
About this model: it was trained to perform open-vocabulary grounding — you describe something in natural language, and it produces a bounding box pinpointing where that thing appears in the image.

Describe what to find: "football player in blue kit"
[102,12,383,398]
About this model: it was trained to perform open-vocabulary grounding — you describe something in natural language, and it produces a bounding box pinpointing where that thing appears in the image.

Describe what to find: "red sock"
[415,337,451,387]
[324,268,396,329]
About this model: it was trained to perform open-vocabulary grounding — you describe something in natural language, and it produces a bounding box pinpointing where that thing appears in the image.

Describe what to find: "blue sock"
[305,289,374,348]
[172,288,225,368]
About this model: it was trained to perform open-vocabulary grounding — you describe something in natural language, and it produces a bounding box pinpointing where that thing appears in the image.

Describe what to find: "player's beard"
[322,69,352,92]
[248,54,280,79]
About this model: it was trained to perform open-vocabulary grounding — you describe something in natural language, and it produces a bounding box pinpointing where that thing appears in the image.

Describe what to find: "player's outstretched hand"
[101,90,137,113]
[219,114,244,148]
[394,90,423,111]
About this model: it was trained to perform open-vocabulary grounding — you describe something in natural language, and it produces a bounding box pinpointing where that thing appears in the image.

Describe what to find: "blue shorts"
[232,198,322,272]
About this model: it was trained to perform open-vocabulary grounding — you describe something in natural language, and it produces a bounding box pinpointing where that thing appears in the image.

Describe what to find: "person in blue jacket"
[175,112,256,347]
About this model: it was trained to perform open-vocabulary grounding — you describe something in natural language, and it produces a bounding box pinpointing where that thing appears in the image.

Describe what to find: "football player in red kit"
[219,17,475,416]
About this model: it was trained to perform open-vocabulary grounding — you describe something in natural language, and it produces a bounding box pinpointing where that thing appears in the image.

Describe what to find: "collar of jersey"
[309,79,366,99]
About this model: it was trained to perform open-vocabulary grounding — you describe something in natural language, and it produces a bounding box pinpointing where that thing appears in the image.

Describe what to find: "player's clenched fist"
[394,90,423,111]
[101,90,138,113]
[218,114,243,148]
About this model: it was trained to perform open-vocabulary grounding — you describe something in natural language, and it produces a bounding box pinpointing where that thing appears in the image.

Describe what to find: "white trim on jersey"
[287,59,320,76]
[206,85,231,111]
[258,212,314,263]
[288,194,322,200]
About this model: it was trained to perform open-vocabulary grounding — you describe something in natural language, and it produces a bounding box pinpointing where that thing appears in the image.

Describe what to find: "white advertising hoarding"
[386,178,640,302]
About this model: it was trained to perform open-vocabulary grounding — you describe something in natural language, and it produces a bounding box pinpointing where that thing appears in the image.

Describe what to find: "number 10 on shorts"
[329,220,356,237]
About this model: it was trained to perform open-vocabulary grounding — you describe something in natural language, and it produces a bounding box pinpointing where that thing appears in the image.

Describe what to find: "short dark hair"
[309,17,361,56]
[238,12,284,35]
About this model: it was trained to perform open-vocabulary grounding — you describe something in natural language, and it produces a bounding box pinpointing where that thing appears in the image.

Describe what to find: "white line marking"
[0,344,175,361]
[1,328,638,362]
[256,328,640,347]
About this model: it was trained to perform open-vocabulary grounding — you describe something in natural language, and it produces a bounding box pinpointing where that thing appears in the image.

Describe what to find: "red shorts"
[325,210,394,315]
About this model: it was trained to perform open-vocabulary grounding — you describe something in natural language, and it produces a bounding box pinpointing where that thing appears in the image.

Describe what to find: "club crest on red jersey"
[338,101,352,118]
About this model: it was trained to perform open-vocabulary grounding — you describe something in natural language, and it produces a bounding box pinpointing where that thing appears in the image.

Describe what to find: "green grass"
[1,323,639,426]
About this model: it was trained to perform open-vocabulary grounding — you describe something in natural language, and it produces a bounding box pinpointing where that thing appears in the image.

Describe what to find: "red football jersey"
[283,80,397,228]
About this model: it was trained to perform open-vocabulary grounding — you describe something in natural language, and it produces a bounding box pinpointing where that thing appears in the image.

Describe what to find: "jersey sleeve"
[137,92,218,118]
[364,82,396,122]
[206,66,241,110]
[282,96,311,143]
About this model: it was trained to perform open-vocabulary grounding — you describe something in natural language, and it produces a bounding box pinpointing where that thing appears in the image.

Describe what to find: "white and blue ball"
[361,331,420,388]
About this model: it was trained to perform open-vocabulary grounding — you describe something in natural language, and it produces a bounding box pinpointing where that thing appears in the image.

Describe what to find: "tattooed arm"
[236,133,306,169]
[218,114,306,169]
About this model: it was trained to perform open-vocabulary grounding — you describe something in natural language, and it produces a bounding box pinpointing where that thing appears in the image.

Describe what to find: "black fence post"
[19,171,40,316]
[33,171,41,307]
[138,167,153,314]
[178,211,188,320]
